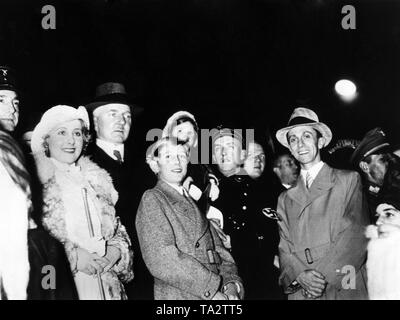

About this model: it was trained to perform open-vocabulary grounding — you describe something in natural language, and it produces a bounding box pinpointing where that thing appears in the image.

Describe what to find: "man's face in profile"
[0,89,19,132]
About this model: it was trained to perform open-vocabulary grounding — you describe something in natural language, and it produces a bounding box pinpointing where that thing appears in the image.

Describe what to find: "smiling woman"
[30,105,134,300]
[43,119,86,164]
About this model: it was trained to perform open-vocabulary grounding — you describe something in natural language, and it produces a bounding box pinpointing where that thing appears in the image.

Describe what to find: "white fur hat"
[162,111,198,137]
[31,105,89,154]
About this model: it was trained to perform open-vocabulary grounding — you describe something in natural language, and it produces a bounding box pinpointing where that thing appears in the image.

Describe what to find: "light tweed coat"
[277,164,369,300]
[136,180,243,300]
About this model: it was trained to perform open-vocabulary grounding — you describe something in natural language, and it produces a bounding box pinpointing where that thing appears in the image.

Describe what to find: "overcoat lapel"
[287,164,335,217]
[155,180,208,240]
[156,180,195,221]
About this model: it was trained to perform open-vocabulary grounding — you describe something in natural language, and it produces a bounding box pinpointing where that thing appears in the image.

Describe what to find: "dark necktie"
[113,150,123,164]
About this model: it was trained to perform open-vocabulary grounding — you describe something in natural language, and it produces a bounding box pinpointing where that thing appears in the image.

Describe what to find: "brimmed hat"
[350,127,391,164]
[162,110,198,147]
[0,66,17,92]
[276,107,332,149]
[162,111,198,137]
[85,82,143,115]
[31,105,89,154]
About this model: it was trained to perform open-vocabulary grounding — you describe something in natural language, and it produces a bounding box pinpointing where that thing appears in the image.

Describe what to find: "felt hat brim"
[85,93,143,115]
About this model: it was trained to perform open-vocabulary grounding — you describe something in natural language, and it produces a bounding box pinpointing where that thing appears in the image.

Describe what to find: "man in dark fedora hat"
[0,66,20,133]
[85,82,152,300]
[275,107,369,300]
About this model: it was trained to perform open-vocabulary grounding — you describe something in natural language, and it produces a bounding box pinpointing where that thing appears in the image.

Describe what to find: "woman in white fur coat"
[31,105,133,300]
[366,202,400,299]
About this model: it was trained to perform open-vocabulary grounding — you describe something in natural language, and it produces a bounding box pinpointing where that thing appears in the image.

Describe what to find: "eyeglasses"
[262,208,282,221]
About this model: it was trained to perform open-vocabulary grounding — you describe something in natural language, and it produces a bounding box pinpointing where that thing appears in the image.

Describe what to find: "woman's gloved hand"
[76,247,104,276]
[96,245,122,273]
[209,179,220,202]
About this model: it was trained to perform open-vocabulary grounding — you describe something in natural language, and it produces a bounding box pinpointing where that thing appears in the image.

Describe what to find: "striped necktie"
[182,187,190,199]
[306,171,313,189]
[113,150,123,164]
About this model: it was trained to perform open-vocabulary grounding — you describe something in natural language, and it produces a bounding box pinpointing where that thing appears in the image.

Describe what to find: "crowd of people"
[0,65,399,300]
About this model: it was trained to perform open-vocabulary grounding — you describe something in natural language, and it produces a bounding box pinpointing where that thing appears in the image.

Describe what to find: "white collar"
[300,161,324,187]
[96,138,125,162]
[282,183,292,189]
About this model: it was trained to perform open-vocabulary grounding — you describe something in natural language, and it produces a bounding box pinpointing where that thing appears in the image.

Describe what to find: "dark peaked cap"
[350,127,391,164]
[0,66,17,92]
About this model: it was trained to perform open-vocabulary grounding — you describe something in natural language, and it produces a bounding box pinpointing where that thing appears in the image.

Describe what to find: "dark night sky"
[1,0,399,163]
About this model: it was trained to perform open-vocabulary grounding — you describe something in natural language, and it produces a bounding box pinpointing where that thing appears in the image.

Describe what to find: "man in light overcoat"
[275,107,369,300]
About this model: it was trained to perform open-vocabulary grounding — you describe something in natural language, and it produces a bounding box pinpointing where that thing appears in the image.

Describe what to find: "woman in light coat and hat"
[31,105,133,300]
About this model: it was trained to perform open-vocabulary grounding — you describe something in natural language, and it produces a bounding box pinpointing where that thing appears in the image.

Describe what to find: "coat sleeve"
[315,172,369,289]
[107,217,134,283]
[277,192,308,291]
[135,190,222,300]
[209,222,244,299]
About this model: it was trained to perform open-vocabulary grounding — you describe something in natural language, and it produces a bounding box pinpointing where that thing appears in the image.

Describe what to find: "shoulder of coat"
[332,167,360,182]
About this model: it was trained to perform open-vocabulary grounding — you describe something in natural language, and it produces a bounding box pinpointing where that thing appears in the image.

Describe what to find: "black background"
[1,0,399,165]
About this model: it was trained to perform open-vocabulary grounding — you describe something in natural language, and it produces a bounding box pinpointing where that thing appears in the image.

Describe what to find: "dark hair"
[273,153,294,168]
[173,116,199,133]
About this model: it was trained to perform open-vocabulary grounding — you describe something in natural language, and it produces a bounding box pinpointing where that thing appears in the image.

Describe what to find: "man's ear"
[359,161,369,173]
[148,159,160,175]
[240,149,246,162]
[93,115,99,133]
[273,167,281,178]
[317,137,326,149]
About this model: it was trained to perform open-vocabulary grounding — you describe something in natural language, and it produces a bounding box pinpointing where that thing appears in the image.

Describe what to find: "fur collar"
[35,152,119,245]
[34,152,118,205]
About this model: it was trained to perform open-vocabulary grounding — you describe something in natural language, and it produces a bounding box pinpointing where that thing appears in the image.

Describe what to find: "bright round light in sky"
[335,79,357,97]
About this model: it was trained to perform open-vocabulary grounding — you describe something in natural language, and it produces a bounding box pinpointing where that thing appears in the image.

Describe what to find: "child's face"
[155,143,189,185]
[376,203,400,227]
[171,121,197,148]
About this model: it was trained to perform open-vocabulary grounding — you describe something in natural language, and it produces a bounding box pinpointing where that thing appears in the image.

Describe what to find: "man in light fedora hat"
[275,107,369,300]
[85,82,152,300]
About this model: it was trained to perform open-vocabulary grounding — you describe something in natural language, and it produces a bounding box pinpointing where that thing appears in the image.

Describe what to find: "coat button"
[204,291,210,297]
[195,242,200,248]
[242,206,247,210]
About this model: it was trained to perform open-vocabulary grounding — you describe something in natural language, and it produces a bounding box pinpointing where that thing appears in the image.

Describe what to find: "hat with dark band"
[350,127,391,165]
[276,107,332,149]
[85,82,143,115]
